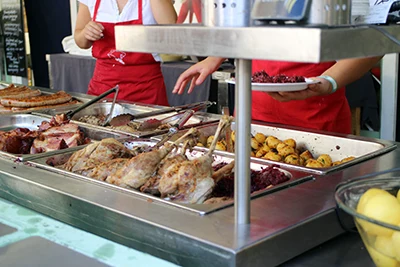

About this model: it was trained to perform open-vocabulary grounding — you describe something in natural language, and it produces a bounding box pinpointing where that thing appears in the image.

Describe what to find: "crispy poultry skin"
[140,140,196,195]
[159,116,233,204]
[63,138,134,174]
[106,128,200,189]
[86,158,129,181]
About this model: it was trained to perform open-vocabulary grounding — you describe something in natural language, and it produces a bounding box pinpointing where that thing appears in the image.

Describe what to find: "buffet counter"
[0,87,393,266]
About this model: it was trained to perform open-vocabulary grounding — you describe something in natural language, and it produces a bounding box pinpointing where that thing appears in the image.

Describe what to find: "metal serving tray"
[169,122,397,175]
[29,139,313,215]
[39,102,222,138]
[0,83,93,115]
[0,114,128,161]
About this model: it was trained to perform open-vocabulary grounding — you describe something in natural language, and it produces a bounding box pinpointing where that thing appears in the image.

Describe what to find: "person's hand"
[82,21,104,42]
[266,76,333,102]
[173,57,223,94]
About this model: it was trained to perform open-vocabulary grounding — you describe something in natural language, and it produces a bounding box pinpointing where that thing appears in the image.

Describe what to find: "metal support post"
[234,59,252,225]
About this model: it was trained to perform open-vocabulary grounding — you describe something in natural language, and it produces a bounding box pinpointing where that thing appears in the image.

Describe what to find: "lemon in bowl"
[335,177,400,267]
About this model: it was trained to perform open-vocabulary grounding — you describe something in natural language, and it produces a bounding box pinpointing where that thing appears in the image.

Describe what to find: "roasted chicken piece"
[106,128,200,189]
[159,116,233,204]
[86,158,129,181]
[63,138,134,174]
[140,138,198,195]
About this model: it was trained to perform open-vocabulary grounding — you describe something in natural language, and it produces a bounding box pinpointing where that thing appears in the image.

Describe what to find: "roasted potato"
[276,142,286,151]
[255,146,270,158]
[317,154,332,167]
[251,138,261,150]
[254,132,266,144]
[284,154,301,165]
[283,138,296,148]
[231,131,235,143]
[341,156,355,163]
[266,136,281,149]
[332,161,341,166]
[263,151,282,162]
[216,141,227,151]
[305,159,324,168]
[196,142,204,147]
[277,144,295,158]
[300,150,313,161]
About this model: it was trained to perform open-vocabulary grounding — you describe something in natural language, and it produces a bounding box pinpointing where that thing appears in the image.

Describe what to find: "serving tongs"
[64,85,119,123]
[137,101,213,131]
[108,100,213,127]
[152,109,196,149]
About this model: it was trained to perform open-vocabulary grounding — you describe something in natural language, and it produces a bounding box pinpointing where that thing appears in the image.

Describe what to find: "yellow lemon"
[360,194,400,236]
[397,189,400,203]
[391,230,400,261]
[366,244,399,267]
[375,235,396,258]
[357,188,390,213]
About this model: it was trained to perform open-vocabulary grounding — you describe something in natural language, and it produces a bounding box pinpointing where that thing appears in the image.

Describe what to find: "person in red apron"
[74,0,177,106]
[172,56,382,134]
[177,0,202,24]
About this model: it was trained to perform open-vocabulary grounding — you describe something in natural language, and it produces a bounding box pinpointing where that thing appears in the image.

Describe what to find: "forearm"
[322,56,382,89]
[206,57,227,71]
[150,0,177,24]
[74,29,93,49]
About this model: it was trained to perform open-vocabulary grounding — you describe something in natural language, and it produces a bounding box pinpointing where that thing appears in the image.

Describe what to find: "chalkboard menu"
[1,0,27,77]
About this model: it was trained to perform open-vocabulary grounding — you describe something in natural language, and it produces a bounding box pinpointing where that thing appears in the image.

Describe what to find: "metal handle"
[66,85,119,119]
[131,101,213,121]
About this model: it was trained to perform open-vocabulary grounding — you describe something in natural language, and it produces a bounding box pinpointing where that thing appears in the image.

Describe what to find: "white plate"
[226,78,319,92]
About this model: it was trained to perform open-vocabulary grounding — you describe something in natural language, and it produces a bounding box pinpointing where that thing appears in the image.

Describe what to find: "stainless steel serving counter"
[0,127,398,266]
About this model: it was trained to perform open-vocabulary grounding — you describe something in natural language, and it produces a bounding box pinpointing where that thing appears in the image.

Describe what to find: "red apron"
[88,0,169,106]
[252,60,351,134]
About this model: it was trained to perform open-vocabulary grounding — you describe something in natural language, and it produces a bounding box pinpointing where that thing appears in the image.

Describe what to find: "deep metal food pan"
[0,114,128,161]
[169,122,397,175]
[29,139,313,215]
[0,84,92,115]
[50,102,222,138]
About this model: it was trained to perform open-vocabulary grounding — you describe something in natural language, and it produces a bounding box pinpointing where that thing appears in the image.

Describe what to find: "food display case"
[1,3,400,267]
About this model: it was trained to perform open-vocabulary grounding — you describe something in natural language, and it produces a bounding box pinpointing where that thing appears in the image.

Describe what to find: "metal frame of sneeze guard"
[202,0,251,27]
[201,0,253,225]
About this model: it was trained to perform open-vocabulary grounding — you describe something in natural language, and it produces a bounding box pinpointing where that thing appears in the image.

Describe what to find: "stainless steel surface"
[235,59,252,225]
[172,121,397,175]
[0,83,93,115]
[308,0,351,26]
[0,143,399,266]
[380,53,399,141]
[65,103,221,138]
[29,139,313,215]
[253,0,352,26]
[202,0,251,27]
[114,25,400,62]
[0,114,127,161]
[103,86,119,126]
[65,85,119,120]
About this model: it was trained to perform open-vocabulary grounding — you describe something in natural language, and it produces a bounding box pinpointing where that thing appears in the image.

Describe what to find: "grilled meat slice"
[30,123,86,154]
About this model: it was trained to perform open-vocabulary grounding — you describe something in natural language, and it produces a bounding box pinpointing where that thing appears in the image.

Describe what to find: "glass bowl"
[335,177,400,267]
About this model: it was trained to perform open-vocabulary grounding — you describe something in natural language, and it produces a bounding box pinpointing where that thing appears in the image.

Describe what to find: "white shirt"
[78,0,157,25]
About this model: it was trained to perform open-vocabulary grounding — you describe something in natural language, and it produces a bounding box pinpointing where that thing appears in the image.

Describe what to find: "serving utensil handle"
[66,85,119,119]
